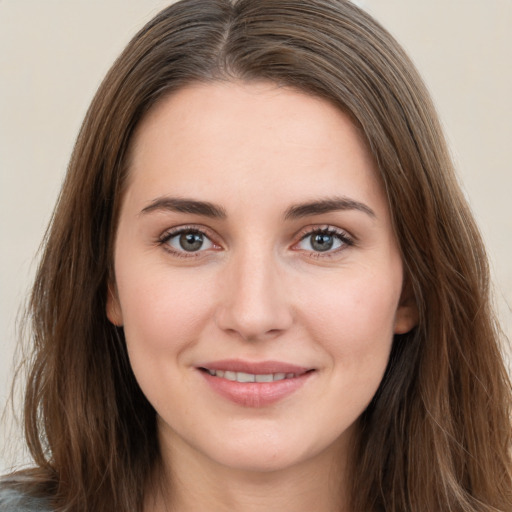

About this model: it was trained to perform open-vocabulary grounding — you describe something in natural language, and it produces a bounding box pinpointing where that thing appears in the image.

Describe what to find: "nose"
[214,248,294,342]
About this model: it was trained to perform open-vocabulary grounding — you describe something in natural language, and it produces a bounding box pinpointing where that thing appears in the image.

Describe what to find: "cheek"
[301,267,401,364]
[115,265,219,417]
[116,262,216,356]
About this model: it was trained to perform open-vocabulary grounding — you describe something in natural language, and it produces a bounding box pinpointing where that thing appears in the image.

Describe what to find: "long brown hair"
[10,0,511,510]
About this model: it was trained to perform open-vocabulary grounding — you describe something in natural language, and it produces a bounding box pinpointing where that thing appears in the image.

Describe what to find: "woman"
[1,0,511,510]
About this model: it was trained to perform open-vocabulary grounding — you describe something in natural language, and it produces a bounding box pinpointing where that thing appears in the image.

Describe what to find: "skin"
[107,81,418,512]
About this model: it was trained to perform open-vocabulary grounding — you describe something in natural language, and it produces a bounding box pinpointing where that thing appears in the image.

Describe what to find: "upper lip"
[197,359,312,375]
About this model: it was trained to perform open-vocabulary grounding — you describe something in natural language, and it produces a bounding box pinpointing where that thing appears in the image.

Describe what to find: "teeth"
[255,374,273,383]
[237,372,255,383]
[206,370,298,382]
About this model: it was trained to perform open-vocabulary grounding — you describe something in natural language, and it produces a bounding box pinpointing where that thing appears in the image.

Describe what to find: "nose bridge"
[215,242,292,340]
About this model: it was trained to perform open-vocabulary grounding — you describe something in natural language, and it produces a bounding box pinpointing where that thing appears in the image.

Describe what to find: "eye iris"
[311,233,334,251]
[179,232,203,251]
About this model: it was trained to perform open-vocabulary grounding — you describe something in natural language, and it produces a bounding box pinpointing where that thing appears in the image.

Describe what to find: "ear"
[106,282,124,327]
[394,278,419,334]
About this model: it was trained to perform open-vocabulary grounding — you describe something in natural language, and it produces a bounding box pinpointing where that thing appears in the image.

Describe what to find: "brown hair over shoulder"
[11,0,511,510]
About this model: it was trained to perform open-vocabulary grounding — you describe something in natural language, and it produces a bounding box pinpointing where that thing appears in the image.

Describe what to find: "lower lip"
[200,371,313,407]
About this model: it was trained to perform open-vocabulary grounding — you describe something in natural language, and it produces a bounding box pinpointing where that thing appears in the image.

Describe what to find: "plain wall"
[1,0,511,472]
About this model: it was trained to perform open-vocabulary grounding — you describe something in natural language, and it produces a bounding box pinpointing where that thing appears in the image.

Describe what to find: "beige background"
[1,0,511,471]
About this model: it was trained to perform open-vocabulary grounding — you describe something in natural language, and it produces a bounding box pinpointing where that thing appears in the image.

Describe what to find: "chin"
[191,423,349,476]
[211,445,313,474]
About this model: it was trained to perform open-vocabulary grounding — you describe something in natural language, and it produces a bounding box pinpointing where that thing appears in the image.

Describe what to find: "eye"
[160,228,217,255]
[295,227,353,254]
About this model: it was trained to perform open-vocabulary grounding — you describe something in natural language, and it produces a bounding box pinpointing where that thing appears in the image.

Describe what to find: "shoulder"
[0,477,52,512]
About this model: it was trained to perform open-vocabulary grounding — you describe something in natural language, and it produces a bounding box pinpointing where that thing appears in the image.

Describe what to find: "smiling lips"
[205,369,298,382]
[198,360,314,407]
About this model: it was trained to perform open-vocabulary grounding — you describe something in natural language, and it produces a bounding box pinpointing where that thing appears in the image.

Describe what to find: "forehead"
[124,81,385,214]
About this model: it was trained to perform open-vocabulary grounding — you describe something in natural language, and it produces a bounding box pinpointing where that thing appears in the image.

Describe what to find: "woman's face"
[108,82,417,475]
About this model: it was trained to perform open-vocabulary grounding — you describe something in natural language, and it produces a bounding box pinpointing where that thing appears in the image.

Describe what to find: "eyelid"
[158,224,222,257]
[291,225,354,255]
[156,223,354,259]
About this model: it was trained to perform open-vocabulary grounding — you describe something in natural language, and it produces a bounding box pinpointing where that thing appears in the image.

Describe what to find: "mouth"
[197,360,315,407]
[200,368,304,382]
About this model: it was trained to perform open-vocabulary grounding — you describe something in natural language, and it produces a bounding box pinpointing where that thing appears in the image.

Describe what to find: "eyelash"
[157,225,354,259]
[158,225,219,258]
[294,226,354,258]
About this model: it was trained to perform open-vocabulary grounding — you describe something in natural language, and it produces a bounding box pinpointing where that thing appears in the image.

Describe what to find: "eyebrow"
[284,197,375,220]
[140,195,375,220]
[141,197,227,219]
